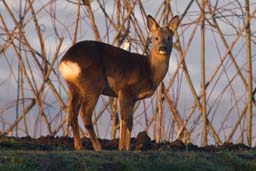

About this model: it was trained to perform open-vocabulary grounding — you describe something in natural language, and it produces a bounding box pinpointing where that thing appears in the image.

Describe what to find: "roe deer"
[59,15,179,151]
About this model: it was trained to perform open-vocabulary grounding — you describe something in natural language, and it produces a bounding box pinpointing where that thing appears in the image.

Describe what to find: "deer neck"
[148,51,170,87]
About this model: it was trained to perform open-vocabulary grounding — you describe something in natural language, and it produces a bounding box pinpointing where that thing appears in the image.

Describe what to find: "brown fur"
[59,15,179,151]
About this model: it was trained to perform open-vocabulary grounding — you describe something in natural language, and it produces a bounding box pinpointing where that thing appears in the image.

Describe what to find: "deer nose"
[159,45,168,54]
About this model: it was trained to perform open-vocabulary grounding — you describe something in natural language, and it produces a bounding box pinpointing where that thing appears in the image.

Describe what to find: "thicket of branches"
[0,0,255,146]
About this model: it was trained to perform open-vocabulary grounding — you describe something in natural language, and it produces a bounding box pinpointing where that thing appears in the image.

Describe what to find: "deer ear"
[168,15,179,31]
[147,15,159,32]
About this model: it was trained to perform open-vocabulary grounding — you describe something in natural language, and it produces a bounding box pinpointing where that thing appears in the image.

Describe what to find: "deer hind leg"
[118,91,135,151]
[67,83,82,151]
[79,92,101,151]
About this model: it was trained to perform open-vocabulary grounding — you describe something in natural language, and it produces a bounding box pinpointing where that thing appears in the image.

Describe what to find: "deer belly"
[136,88,155,100]
[102,86,117,97]
[133,81,156,100]
[101,76,120,97]
[104,75,156,100]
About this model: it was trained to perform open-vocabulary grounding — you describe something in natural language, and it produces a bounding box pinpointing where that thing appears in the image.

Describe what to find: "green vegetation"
[0,150,256,171]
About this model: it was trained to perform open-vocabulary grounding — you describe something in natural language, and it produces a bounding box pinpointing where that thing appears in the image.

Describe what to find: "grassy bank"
[0,150,256,171]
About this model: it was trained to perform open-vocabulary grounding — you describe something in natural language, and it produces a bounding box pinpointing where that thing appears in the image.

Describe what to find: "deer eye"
[155,37,159,41]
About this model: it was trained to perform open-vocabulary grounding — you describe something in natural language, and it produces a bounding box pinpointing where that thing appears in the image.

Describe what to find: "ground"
[0,131,252,152]
[0,131,256,171]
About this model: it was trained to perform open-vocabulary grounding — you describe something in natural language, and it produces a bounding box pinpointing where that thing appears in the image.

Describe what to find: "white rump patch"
[59,61,81,81]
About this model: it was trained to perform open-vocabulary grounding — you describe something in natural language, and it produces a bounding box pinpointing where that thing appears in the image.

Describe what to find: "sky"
[0,0,255,145]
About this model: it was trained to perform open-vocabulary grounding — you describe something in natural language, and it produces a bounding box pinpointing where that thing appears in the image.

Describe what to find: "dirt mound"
[0,132,253,152]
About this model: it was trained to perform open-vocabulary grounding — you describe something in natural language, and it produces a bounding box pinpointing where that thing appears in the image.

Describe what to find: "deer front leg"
[118,91,134,151]
[125,111,133,150]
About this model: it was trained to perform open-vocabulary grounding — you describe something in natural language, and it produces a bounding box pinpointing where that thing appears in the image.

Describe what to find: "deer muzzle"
[158,45,168,54]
